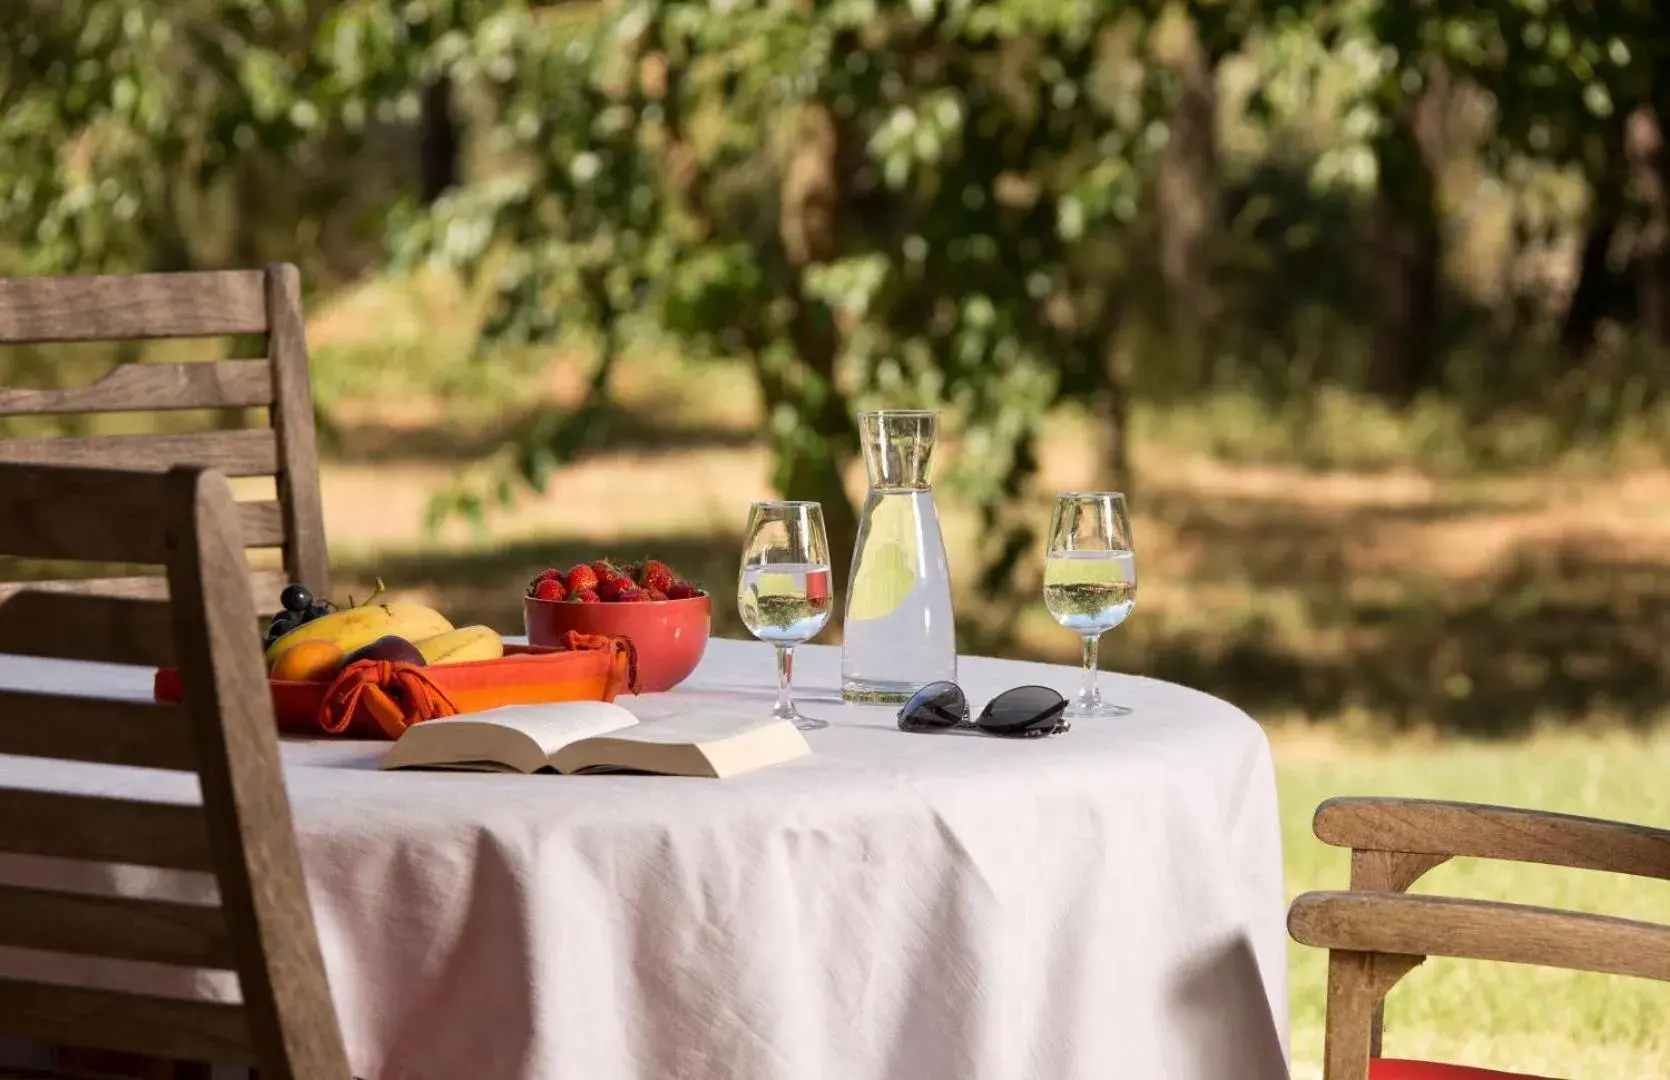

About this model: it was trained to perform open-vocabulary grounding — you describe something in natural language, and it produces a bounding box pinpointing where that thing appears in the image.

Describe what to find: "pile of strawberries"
[526,559,706,604]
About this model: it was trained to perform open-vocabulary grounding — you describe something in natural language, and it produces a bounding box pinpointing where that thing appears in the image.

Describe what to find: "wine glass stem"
[773,644,797,721]
[1080,633,1101,707]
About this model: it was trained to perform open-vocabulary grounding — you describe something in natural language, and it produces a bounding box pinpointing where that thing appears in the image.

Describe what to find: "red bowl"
[524,593,711,693]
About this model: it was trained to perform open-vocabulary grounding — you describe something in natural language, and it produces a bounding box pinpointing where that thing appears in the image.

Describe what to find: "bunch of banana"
[413,625,504,665]
[264,601,454,667]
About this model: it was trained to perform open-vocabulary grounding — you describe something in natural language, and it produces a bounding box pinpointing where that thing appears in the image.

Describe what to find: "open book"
[378,701,811,778]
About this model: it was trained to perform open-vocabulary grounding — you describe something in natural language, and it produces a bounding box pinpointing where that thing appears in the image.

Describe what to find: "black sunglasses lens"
[978,686,1067,735]
[897,681,968,732]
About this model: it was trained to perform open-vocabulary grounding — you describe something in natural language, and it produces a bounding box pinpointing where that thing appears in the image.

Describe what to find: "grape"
[264,610,303,646]
[280,583,313,613]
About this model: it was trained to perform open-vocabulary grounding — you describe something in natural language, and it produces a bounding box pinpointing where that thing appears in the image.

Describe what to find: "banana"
[265,602,454,668]
[414,625,504,666]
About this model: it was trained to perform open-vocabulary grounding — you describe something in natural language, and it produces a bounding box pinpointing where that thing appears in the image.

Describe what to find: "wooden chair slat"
[238,499,286,548]
[0,692,195,771]
[1292,888,1670,983]
[0,577,172,600]
[0,263,330,600]
[0,463,175,563]
[0,430,279,478]
[0,885,232,969]
[0,360,274,416]
[264,265,330,597]
[0,980,251,1065]
[0,271,267,344]
[0,789,214,871]
[1315,795,1670,882]
[167,467,350,1075]
[0,569,287,605]
[0,592,174,667]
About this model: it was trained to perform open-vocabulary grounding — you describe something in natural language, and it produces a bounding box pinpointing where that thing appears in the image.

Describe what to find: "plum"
[342,635,427,668]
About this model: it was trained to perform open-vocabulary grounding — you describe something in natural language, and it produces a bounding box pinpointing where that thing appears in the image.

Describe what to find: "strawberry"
[590,559,615,581]
[597,576,631,602]
[645,587,669,602]
[615,586,648,603]
[534,577,567,602]
[641,559,675,593]
[618,561,643,584]
[665,580,703,600]
[565,564,600,593]
[570,587,601,603]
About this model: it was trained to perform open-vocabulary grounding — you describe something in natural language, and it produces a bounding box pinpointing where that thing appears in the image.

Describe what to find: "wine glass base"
[1064,701,1131,719]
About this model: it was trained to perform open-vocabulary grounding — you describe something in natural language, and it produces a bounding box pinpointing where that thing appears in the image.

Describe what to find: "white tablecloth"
[0,639,1288,1080]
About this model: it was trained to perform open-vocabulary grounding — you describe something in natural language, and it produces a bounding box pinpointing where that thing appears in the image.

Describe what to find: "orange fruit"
[270,639,347,683]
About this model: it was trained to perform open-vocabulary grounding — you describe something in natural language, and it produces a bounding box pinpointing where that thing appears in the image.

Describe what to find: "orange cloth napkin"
[559,631,638,692]
[319,660,459,740]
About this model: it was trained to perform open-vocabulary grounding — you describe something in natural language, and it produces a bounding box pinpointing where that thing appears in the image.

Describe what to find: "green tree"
[399,0,1182,623]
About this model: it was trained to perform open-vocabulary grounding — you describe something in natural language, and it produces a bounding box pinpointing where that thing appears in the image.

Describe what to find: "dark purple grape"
[264,609,302,644]
[280,583,313,613]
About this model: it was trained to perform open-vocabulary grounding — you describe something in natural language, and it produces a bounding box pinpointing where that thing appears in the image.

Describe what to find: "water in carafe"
[841,410,957,703]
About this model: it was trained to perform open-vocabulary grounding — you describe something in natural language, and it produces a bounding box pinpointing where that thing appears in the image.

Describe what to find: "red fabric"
[1373,1060,1556,1080]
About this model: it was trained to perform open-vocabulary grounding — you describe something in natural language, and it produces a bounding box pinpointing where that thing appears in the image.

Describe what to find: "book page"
[456,701,640,756]
[550,705,811,778]
[589,711,785,747]
[380,701,638,772]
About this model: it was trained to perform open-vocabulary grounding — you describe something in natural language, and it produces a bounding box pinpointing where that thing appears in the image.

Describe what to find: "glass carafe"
[841,410,957,703]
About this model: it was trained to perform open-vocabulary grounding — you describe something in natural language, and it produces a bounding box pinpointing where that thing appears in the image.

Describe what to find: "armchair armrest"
[1290,890,1670,984]
[1314,796,1670,881]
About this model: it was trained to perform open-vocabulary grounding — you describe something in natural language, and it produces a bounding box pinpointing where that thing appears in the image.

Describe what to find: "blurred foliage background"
[4,0,1668,724]
[6,2,1670,1073]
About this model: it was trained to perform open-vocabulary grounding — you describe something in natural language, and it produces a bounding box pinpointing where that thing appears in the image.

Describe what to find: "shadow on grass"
[337,516,1670,737]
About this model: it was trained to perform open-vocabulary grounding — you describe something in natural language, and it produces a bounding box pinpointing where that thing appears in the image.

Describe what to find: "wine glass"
[1044,492,1137,719]
[738,501,834,731]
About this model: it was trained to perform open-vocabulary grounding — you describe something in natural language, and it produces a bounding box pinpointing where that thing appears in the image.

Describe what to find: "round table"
[0,638,1288,1080]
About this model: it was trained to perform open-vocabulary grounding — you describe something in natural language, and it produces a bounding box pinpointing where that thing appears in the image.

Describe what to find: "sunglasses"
[896,681,1070,739]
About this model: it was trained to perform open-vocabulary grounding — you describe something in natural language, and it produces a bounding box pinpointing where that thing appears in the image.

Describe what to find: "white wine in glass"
[1045,493,1137,718]
[738,501,833,731]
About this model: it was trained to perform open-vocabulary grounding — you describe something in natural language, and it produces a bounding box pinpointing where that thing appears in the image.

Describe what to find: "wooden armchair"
[0,265,329,611]
[1288,796,1670,1080]
[0,462,350,1079]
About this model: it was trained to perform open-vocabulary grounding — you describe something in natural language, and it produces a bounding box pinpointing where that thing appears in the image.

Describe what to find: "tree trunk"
[774,102,860,572]
[1634,98,1670,350]
[1560,117,1632,364]
[419,76,462,205]
[1559,200,1623,361]
[1368,67,1447,405]
[1091,306,1133,499]
[1155,20,1220,382]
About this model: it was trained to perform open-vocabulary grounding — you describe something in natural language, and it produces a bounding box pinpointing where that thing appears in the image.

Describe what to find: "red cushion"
[1372,1060,1556,1080]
